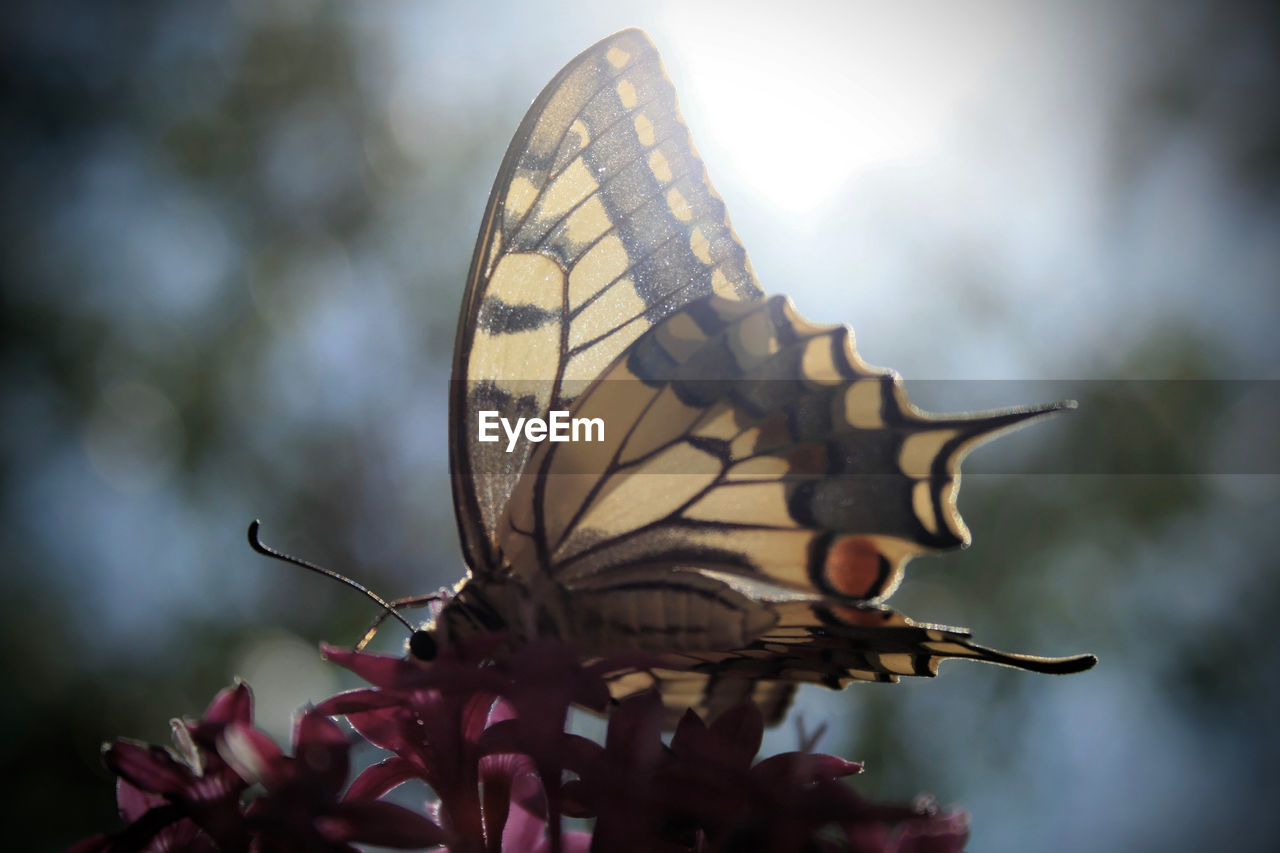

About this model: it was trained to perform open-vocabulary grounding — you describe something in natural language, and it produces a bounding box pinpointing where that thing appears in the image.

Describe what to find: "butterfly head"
[409,629,438,661]
[401,575,525,665]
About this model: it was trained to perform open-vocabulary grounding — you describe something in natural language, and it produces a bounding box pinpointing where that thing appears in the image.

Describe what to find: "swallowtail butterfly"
[418,29,1095,724]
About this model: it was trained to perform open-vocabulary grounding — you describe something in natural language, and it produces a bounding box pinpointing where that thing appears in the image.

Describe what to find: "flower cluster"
[73,638,968,852]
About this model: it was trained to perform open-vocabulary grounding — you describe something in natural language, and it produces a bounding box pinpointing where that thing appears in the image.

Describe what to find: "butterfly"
[415,28,1095,725]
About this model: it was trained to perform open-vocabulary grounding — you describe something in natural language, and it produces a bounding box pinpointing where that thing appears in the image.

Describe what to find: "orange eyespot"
[823,536,888,598]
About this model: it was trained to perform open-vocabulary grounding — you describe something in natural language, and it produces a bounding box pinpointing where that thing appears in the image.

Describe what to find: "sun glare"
[657,3,1015,219]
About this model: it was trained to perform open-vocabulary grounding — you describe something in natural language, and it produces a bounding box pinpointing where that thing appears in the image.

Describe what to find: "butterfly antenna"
[794,714,828,754]
[246,520,415,639]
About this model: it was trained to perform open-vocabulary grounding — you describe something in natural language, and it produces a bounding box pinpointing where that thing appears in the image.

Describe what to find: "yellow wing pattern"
[451,29,762,575]
[500,295,1069,595]
[440,30,1095,725]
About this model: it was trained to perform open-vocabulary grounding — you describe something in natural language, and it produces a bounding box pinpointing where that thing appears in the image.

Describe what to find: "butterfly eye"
[410,630,439,661]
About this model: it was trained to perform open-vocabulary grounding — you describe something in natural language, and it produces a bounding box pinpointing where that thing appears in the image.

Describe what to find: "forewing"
[451,29,763,574]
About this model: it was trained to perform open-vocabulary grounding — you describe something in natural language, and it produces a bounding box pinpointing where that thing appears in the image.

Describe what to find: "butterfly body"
[417,29,1094,724]
[436,566,783,658]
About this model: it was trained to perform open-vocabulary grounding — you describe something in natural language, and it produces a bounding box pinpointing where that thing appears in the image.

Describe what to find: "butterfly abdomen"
[568,568,779,654]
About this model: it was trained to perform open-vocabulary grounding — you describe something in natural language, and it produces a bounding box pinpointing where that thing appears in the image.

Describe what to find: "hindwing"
[490,295,1094,721]
[499,295,1068,594]
[604,603,1093,725]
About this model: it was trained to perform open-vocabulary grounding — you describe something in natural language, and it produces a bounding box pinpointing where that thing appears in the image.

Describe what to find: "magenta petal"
[63,835,111,853]
[534,830,593,853]
[499,806,541,852]
[323,645,427,688]
[476,719,522,756]
[666,702,762,774]
[217,722,285,787]
[324,644,506,695]
[602,691,664,757]
[343,705,417,755]
[558,779,592,819]
[486,697,517,727]
[139,818,218,853]
[558,733,605,775]
[294,709,348,752]
[708,702,764,764]
[316,800,448,847]
[668,708,710,757]
[503,640,603,714]
[479,751,537,793]
[105,742,192,795]
[752,751,863,786]
[461,692,498,744]
[499,773,549,852]
[314,687,406,717]
[479,751,538,849]
[201,682,254,727]
[346,756,421,802]
[115,777,166,822]
[294,712,351,795]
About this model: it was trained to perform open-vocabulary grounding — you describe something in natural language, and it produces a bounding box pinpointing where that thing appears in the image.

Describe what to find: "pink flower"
[74,642,969,852]
[74,683,442,853]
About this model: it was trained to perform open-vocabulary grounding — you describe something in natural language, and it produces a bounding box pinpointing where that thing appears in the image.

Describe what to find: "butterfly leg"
[355,592,445,651]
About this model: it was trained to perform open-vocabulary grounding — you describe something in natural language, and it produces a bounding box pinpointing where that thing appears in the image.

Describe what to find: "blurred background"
[2,0,1276,849]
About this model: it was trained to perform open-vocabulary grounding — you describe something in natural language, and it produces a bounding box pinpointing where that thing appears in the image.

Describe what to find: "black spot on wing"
[684,434,731,461]
[469,381,542,421]
[478,297,559,334]
[788,473,923,540]
[625,327,681,386]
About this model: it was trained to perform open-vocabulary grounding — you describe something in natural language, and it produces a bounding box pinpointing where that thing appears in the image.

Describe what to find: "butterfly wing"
[500,294,1063,595]
[451,29,762,575]
[494,295,1094,722]
[604,603,1095,725]
[449,29,1094,725]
